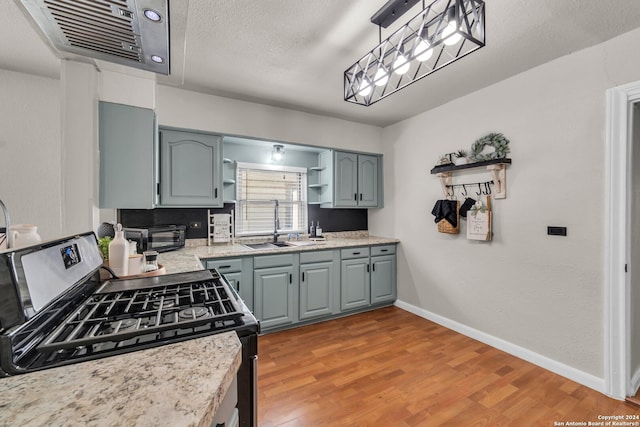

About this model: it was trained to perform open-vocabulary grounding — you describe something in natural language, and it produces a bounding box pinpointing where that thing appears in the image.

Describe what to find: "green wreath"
[470,133,510,161]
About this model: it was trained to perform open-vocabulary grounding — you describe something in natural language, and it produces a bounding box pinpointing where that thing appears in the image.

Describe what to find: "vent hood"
[17,0,170,75]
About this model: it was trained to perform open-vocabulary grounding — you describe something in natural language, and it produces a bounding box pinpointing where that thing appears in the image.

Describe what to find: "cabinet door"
[159,129,222,207]
[340,258,370,310]
[99,102,156,209]
[254,265,294,329]
[334,151,358,207]
[371,255,396,304]
[358,155,378,207]
[300,261,333,320]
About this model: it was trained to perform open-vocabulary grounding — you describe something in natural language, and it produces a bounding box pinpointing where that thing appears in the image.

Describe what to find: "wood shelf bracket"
[437,172,453,199]
[487,164,507,199]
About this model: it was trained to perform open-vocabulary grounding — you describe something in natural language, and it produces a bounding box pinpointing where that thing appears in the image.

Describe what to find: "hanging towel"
[431,200,458,227]
[459,197,476,218]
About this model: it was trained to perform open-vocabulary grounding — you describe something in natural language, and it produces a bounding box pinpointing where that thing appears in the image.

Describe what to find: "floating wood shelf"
[430,158,512,174]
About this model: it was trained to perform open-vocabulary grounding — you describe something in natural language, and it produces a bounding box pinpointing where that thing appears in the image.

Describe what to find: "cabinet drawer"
[340,247,370,259]
[300,250,334,264]
[205,258,243,272]
[370,245,396,257]
[254,253,295,269]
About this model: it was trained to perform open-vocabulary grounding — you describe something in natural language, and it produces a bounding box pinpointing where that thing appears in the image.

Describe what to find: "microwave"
[123,225,186,253]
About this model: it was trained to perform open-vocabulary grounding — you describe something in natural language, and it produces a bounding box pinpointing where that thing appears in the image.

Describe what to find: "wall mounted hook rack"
[431,158,511,199]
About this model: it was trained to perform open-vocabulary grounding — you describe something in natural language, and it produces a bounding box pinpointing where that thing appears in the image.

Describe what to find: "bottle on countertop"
[315,221,322,237]
[309,221,315,238]
[108,223,129,277]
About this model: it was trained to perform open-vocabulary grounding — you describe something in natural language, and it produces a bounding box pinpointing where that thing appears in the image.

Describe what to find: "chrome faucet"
[272,199,280,243]
[0,199,10,249]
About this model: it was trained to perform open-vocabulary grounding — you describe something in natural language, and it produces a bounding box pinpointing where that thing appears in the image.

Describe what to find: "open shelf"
[430,158,512,174]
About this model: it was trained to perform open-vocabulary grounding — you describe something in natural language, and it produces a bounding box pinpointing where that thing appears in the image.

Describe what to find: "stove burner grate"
[36,278,243,352]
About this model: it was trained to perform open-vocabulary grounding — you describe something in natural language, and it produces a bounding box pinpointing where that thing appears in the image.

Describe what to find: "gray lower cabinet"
[204,244,395,331]
[299,261,333,320]
[204,257,254,312]
[371,255,396,304]
[99,101,157,209]
[341,257,371,311]
[159,128,223,207]
[254,265,295,330]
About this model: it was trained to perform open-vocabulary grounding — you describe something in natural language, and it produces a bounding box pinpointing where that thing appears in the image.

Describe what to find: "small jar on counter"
[143,251,159,272]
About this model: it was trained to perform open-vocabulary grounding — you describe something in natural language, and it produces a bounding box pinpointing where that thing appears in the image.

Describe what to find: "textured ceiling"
[2,0,640,127]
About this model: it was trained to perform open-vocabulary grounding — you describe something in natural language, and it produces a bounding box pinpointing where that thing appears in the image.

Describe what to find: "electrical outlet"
[189,221,202,229]
[547,226,567,236]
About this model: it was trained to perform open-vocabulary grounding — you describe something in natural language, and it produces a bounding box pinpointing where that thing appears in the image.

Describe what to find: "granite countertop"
[158,232,400,274]
[0,332,241,427]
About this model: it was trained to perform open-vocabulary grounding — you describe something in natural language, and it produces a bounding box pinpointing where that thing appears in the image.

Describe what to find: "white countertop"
[159,233,400,274]
[0,332,241,427]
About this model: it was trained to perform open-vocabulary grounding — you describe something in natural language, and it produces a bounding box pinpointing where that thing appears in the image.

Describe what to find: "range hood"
[17,0,170,75]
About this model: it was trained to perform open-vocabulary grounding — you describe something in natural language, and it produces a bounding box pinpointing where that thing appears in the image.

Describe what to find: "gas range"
[0,232,258,427]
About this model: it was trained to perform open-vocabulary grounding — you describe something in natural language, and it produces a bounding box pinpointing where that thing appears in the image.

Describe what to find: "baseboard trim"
[394,299,606,395]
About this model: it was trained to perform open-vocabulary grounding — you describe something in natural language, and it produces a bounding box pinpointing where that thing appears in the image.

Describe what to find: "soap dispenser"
[109,223,129,277]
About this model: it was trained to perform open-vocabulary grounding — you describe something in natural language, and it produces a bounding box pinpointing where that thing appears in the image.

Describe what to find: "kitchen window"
[235,162,307,236]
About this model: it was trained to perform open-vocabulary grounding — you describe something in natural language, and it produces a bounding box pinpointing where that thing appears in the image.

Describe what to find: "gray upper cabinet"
[159,128,223,207]
[99,101,157,209]
[357,154,378,207]
[334,152,359,207]
[333,151,380,208]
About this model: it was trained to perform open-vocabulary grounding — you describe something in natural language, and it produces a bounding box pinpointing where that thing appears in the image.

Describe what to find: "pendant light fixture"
[344,0,485,107]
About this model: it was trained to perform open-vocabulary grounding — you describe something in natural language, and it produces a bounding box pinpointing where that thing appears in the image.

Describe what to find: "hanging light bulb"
[272,145,285,161]
[414,39,433,62]
[442,20,462,45]
[373,66,389,86]
[393,52,410,75]
[358,75,372,96]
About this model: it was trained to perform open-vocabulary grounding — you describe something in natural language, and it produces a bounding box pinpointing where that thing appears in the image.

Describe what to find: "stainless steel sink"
[243,242,290,250]
[242,241,321,250]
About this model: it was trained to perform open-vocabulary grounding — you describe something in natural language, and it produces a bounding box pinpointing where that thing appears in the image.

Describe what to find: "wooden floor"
[257,306,640,426]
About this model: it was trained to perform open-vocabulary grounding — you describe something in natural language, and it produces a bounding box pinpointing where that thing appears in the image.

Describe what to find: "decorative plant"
[98,236,112,261]
[455,149,468,158]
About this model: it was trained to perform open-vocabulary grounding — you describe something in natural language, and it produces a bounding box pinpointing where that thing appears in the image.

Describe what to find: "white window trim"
[235,162,308,237]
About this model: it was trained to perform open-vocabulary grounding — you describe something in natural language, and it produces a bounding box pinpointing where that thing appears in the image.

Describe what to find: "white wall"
[156,86,382,154]
[370,27,640,382]
[0,69,61,240]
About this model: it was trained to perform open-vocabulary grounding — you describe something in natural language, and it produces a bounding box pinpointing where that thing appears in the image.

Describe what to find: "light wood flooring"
[257,306,639,426]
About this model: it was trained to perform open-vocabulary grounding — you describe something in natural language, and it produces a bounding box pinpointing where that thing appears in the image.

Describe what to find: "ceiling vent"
[18,0,170,75]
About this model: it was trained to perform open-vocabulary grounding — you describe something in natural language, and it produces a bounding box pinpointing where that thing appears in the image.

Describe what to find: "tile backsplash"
[119,204,367,239]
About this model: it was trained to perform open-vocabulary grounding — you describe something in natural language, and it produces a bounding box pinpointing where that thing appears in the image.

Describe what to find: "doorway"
[605,81,640,400]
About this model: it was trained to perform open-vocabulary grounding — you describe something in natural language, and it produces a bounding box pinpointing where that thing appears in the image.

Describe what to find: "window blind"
[236,162,307,236]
